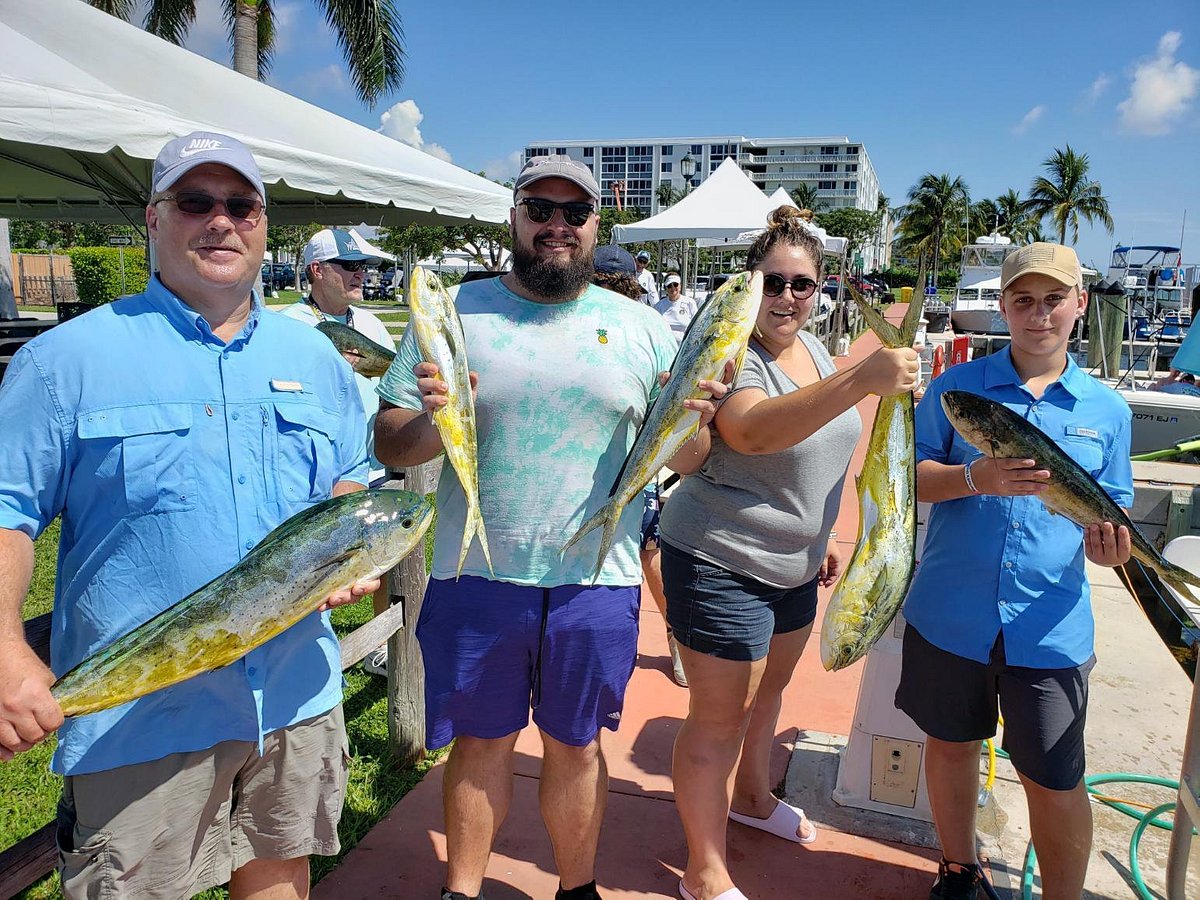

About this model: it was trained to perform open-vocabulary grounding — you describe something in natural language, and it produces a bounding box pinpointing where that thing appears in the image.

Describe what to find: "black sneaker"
[929,859,982,900]
[556,881,601,900]
[440,890,484,900]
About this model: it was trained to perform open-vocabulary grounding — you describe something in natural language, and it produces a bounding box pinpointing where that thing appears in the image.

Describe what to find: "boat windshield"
[964,246,1016,268]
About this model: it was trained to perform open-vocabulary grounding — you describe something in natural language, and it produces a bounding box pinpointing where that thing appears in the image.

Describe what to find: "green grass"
[374,312,409,324]
[8,514,442,899]
[16,305,56,313]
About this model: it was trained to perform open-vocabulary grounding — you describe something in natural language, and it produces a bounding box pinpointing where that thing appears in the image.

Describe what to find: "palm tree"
[789,183,825,212]
[995,189,1036,244]
[896,173,970,273]
[90,0,405,106]
[655,182,681,209]
[1024,145,1114,245]
[969,198,1001,242]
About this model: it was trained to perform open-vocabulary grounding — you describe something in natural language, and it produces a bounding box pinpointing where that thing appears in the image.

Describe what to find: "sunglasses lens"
[338,260,365,272]
[793,278,816,298]
[175,193,216,215]
[225,198,260,220]
[563,203,593,226]
[762,274,785,297]
[523,200,553,223]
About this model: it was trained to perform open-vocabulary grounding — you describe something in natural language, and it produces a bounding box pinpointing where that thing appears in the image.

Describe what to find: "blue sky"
[168,0,1197,271]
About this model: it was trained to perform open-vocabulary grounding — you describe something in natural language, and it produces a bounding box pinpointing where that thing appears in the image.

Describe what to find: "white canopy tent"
[0,0,511,229]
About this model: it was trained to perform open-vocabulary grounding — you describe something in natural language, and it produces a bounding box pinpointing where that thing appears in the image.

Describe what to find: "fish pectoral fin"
[311,547,364,575]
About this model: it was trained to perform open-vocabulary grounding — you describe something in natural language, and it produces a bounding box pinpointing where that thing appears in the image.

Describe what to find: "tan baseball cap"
[1001,242,1083,291]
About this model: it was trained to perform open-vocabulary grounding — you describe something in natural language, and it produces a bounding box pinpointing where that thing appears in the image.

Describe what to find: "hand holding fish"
[856,346,921,397]
[316,577,382,612]
[1083,521,1132,567]
[414,360,479,415]
[818,540,842,588]
[967,456,1051,496]
[0,641,63,760]
[663,359,736,432]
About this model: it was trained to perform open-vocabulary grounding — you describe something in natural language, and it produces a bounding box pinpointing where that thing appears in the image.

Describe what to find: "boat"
[949,233,1020,335]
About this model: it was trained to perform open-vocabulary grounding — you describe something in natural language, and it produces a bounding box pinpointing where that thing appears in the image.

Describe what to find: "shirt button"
[238,475,246,484]
[1004,561,1013,569]
[245,539,253,550]
[231,411,240,421]
[247,667,256,676]
[1011,521,1020,529]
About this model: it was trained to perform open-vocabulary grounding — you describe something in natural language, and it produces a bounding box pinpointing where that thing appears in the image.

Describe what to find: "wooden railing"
[0,468,431,900]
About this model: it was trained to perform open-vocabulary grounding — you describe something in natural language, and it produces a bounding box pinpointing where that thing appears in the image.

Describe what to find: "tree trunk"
[232,1,259,80]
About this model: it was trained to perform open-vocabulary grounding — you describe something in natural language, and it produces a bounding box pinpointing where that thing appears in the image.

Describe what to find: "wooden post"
[387,463,435,763]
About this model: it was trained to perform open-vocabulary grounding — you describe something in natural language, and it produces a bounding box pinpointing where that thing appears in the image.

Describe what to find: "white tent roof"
[0,0,510,226]
[611,158,785,245]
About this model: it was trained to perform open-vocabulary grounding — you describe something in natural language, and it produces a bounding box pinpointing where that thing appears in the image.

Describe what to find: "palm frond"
[143,0,197,45]
[318,0,407,107]
[88,0,139,18]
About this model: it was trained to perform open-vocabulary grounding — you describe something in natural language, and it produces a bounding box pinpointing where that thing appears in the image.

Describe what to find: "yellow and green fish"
[821,293,923,671]
[562,271,763,580]
[53,490,434,717]
[408,266,494,577]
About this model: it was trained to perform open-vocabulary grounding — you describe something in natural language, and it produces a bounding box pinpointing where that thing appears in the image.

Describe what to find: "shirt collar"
[981,344,1086,400]
[147,274,262,346]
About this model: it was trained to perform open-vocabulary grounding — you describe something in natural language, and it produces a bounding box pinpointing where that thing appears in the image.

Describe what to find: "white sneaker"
[363,646,388,676]
[669,636,688,688]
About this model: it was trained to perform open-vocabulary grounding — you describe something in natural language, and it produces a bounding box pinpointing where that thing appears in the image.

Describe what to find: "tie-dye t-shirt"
[378,277,678,586]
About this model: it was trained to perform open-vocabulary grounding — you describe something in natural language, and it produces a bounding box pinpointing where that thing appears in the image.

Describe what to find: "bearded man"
[374,156,724,900]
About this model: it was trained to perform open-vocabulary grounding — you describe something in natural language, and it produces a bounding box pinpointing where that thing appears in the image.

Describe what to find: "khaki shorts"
[57,706,349,900]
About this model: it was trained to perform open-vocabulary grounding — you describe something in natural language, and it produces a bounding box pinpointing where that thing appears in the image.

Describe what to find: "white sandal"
[727,798,818,844]
[678,879,747,900]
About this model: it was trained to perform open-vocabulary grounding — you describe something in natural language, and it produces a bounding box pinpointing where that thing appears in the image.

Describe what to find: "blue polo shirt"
[0,276,367,775]
[904,347,1133,668]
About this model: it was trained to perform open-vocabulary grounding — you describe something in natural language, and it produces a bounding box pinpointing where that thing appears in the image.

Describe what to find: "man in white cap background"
[896,242,1132,900]
[654,273,699,342]
[634,249,658,305]
[375,154,727,900]
[283,228,397,676]
[0,131,374,899]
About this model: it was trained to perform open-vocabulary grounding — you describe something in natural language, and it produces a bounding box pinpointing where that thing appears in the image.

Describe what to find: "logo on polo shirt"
[596,328,608,345]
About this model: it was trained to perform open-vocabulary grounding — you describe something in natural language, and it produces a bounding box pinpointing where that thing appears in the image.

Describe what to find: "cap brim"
[1001,267,1079,291]
[154,156,266,200]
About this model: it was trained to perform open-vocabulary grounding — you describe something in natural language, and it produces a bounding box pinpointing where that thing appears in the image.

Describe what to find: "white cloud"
[377,99,454,163]
[1011,105,1045,135]
[1082,74,1111,106]
[483,151,524,183]
[1118,31,1199,135]
[271,1,303,54]
[292,63,349,97]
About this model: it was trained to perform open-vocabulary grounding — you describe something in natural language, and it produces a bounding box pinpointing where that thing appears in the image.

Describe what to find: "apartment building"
[522,135,881,218]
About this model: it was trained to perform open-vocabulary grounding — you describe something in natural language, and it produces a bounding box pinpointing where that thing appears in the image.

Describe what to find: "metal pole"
[1166,664,1200,898]
[48,247,57,306]
[118,246,127,296]
[0,219,16,319]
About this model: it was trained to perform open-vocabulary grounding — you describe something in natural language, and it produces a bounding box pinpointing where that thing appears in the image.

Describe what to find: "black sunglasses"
[156,191,264,223]
[328,259,369,272]
[762,273,818,299]
[517,198,595,227]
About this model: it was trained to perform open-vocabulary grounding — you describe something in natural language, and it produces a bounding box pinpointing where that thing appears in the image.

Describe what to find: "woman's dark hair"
[746,206,825,275]
[592,271,644,300]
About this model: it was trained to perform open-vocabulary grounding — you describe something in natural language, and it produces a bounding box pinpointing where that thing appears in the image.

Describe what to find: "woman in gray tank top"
[661,207,921,900]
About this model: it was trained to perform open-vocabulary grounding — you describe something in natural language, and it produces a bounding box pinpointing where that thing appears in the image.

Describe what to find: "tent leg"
[0,220,17,320]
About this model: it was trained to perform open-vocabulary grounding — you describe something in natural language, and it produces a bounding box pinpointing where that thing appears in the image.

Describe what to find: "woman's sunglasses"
[762,274,818,299]
[517,198,595,227]
[155,191,264,223]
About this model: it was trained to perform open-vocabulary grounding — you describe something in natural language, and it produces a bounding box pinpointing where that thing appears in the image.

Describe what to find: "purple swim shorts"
[415,575,641,750]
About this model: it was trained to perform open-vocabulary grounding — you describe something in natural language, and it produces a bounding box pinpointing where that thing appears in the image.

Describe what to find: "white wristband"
[963,459,981,494]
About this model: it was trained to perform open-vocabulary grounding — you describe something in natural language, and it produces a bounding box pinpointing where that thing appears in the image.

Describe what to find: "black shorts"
[660,540,819,662]
[895,624,1093,791]
[640,487,661,551]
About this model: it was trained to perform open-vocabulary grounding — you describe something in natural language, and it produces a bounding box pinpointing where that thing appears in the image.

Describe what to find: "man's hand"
[969,457,1051,496]
[414,361,478,416]
[1084,521,1132,567]
[818,538,842,588]
[0,640,63,761]
[316,577,382,613]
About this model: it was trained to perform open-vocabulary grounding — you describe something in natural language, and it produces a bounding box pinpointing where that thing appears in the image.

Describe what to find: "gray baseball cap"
[152,131,266,200]
[513,155,601,205]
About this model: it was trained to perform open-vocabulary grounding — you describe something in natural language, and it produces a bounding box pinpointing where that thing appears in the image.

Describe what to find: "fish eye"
[402,518,413,528]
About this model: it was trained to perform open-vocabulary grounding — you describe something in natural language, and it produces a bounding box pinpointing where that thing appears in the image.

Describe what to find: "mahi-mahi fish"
[561,271,763,581]
[315,320,396,378]
[820,292,924,671]
[408,266,494,577]
[941,389,1200,596]
[52,489,434,717]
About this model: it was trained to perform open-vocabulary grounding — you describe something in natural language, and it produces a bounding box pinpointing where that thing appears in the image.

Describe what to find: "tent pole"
[0,220,17,319]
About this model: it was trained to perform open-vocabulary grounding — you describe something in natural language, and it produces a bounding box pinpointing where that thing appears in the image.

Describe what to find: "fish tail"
[454,497,494,580]
[849,284,924,349]
[1160,560,1200,595]
[561,500,621,582]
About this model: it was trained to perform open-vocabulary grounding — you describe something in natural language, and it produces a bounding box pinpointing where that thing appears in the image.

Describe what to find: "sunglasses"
[156,191,264,223]
[762,273,818,299]
[517,198,595,227]
[328,259,369,273]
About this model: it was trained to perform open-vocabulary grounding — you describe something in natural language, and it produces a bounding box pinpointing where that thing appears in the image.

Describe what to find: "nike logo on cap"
[179,138,224,158]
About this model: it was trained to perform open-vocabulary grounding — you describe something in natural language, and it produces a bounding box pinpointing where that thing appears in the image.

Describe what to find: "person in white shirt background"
[281,227,397,676]
[654,274,698,342]
[635,249,659,305]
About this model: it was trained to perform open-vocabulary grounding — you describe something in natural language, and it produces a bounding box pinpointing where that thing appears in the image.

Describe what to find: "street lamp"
[677,154,698,292]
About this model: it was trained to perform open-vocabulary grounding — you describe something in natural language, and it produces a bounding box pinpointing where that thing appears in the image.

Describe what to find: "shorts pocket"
[57,820,114,899]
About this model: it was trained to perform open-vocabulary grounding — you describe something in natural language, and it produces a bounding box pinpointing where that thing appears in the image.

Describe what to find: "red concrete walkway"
[315,306,940,899]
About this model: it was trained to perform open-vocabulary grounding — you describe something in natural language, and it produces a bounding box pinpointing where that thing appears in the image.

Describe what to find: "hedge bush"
[66,247,149,306]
